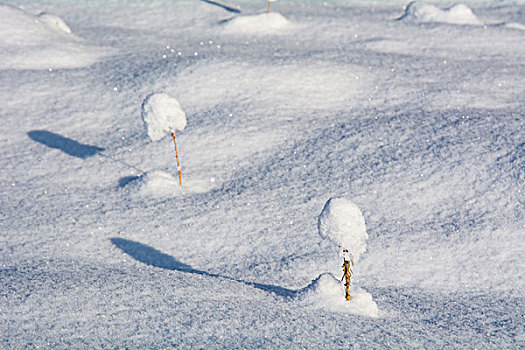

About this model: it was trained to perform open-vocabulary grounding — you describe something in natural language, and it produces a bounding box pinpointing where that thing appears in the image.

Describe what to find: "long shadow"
[28,130,104,159]
[201,0,241,13]
[110,238,297,298]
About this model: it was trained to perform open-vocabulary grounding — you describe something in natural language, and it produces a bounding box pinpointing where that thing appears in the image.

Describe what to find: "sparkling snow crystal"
[318,198,368,260]
[142,93,187,141]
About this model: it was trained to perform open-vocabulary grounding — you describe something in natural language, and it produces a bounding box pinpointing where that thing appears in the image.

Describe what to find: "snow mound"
[223,13,291,35]
[0,3,109,69]
[136,170,180,197]
[299,273,379,318]
[142,93,187,141]
[318,198,368,260]
[37,12,72,34]
[400,2,483,26]
[124,170,210,198]
[504,22,525,30]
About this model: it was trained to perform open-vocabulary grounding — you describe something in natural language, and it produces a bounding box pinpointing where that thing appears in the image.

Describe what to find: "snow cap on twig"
[318,197,368,261]
[142,93,186,141]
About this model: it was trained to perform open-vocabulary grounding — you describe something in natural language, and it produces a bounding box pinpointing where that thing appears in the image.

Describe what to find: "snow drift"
[37,12,72,34]
[123,170,210,198]
[299,273,379,317]
[222,13,291,35]
[0,3,109,69]
[399,2,483,26]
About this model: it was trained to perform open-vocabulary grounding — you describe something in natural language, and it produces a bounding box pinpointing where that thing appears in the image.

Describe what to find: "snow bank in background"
[223,13,291,35]
[299,274,379,317]
[318,198,368,260]
[37,12,72,34]
[142,93,187,141]
[504,22,525,30]
[124,170,210,198]
[400,2,483,26]
[0,3,108,69]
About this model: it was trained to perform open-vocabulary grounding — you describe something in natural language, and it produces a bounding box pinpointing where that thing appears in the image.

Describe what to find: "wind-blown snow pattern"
[1,0,524,348]
[0,2,109,69]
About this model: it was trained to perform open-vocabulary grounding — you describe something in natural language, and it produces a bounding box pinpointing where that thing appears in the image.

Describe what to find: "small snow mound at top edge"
[504,22,525,30]
[142,93,187,142]
[299,273,379,317]
[0,3,109,69]
[318,198,368,261]
[400,2,483,26]
[222,12,291,35]
[38,12,72,34]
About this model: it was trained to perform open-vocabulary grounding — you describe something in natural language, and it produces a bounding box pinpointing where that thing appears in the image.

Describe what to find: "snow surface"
[223,12,292,35]
[318,198,368,260]
[37,12,72,34]
[142,93,187,141]
[400,2,483,26]
[299,273,379,318]
[2,0,524,348]
[0,2,109,69]
[125,170,211,198]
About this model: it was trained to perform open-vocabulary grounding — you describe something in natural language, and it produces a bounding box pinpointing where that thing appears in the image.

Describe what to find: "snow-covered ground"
[1,0,524,347]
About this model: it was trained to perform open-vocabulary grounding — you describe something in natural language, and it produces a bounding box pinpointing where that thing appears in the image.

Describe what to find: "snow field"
[1,0,524,348]
[0,2,109,69]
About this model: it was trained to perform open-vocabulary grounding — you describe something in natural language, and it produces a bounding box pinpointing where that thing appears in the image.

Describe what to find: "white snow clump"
[223,13,291,35]
[125,170,210,198]
[37,12,72,34]
[504,22,525,30]
[142,93,187,141]
[134,170,181,197]
[0,3,109,69]
[400,2,483,26]
[300,273,379,317]
[318,198,368,260]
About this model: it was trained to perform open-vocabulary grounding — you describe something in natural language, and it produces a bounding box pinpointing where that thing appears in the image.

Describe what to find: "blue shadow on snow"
[201,0,241,13]
[28,130,104,159]
[110,237,297,298]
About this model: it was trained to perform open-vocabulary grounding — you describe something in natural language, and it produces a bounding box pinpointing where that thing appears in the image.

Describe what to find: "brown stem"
[171,131,182,186]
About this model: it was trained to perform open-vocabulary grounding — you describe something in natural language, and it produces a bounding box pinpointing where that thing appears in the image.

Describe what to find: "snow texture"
[0,2,108,69]
[142,93,187,141]
[2,0,524,348]
[223,12,291,35]
[318,198,368,260]
[400,2,483,26]
[125,170,210,198]
[300,273,379,318]
[37,12,72,34]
